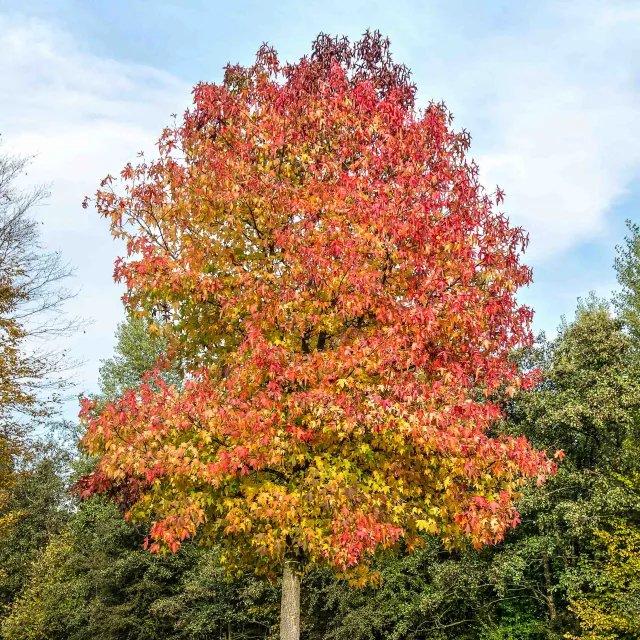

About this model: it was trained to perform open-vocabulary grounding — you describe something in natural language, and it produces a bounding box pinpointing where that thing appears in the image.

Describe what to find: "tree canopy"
[79,34,554,590]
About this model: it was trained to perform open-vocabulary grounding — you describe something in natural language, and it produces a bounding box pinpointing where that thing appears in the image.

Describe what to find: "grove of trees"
[0,32,638,640]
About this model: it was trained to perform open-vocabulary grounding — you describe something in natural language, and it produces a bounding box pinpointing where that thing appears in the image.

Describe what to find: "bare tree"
[0,137,85,479]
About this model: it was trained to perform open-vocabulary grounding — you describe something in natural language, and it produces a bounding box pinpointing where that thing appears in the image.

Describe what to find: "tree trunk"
[280,554,300,640]
[542,549,557,621]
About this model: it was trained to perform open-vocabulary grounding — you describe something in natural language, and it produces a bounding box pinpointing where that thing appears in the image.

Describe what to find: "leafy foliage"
[79,32,553,583]
[614,220,640,343]
[3,235,640,640]
[2,494,279,640]
[0,446,70,616]
[2,316,280,639]
[1,533,81,640]
[3,31,640,640]
[295,296,640,640]
[0,140,82,537]
[508,295,640,471]
[569,519,640,640]
[96,316,181,405]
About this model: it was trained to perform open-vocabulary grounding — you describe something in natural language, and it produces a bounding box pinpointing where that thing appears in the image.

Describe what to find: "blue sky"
[0,0,639,415]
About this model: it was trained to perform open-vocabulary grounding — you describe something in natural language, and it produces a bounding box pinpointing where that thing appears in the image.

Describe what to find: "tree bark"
[280,554,301,640]
[542,549,557,621]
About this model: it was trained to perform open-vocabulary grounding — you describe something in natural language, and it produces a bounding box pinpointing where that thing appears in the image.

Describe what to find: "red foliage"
[79,32,555,578]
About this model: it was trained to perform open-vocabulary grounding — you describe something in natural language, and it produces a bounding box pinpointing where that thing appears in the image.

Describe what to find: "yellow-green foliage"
[1,534,81,640]
[569,518,640,640]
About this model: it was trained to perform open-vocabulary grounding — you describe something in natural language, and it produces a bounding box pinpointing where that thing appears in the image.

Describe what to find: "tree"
[507,296,639,473]
[0,138,82,522]
[614,220,640,343]
[0,444,71,615]
[488,296,640,639]
[301,539,504,640]
[79,32,555,639]
[1,533,80,640]
[568,518,640,640]
[95,316,181,405]
[552,224,640,640]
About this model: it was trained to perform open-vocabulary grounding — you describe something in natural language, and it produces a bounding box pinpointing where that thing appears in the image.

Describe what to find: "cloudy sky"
[1,0,639,416]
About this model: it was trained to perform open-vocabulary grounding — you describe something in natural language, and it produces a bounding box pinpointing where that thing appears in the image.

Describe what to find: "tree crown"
[80,33,554,579]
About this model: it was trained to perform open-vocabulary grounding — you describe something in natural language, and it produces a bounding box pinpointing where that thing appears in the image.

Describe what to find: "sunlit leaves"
[79,32,553,579]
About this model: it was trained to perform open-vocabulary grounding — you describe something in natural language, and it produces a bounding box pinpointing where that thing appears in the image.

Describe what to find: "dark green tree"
[0,444,71,617]
[296,296,640,640]
[493,296,640,639]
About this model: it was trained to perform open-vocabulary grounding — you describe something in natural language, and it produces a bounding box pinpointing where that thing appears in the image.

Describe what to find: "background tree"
[568,520,640,640]
[0,138,83,532]
[555,224,640,640]
[0,445,70,618]
[95,316,181,405]
[80,32,554,640]
[614,220,640,343]
[489,296,640,639]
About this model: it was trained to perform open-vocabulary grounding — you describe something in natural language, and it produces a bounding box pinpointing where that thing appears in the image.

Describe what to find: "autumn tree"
[79,32,555,640]
[0,139,82,537]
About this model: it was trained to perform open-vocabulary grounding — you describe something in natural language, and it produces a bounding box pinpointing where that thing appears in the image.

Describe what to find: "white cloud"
[476,81,640,259]
[414,0,640,261]
[0,14,191,414]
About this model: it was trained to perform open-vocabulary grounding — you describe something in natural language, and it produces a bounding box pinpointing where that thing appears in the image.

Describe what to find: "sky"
[0,0,639,418]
